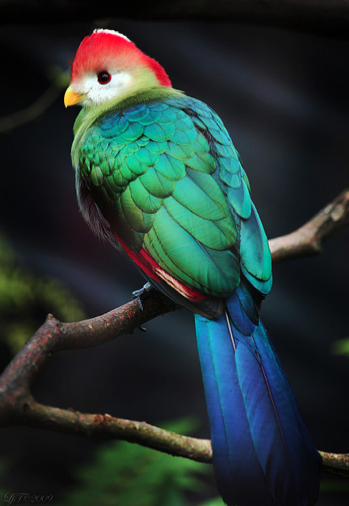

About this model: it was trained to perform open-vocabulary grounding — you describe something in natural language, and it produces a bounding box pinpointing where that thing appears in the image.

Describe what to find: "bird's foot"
[132,283,152,333]
[132,282,152,311]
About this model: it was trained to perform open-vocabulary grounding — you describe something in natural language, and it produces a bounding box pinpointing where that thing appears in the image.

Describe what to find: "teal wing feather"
[77,95,272,302]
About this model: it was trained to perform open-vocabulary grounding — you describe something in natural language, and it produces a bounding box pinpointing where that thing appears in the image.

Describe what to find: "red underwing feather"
[116,233,206,302]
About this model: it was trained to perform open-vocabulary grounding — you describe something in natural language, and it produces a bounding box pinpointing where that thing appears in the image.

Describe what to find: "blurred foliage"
[332,338,349,357]
[47,65,70,89]
[54,418,222,506]
[199,498,225,506]
[0,232,85,356]
[320,479,349,493]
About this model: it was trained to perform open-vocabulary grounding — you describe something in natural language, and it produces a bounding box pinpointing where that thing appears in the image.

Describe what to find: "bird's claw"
[132,282,152,311]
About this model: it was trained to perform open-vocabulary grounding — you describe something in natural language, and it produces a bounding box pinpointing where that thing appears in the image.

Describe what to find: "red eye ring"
[97,71,111,85]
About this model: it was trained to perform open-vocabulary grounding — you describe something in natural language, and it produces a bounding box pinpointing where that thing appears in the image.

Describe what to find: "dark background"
[0,19,348,504]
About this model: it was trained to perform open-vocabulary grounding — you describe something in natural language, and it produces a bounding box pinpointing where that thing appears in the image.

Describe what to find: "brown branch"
[16,403,213,464]
[0,284,176,426]
[1,0,349,38]
[270,188,349,264]
[320,451,349,478]
[0,191,349,477]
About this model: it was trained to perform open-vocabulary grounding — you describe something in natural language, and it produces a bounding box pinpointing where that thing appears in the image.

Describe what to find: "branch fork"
[1,190,349,476]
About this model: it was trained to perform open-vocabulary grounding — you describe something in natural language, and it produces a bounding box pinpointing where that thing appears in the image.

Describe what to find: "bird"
[64,29,321,506]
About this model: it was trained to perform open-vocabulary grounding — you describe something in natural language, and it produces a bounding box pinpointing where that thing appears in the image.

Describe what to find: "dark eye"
[97,71,111,85]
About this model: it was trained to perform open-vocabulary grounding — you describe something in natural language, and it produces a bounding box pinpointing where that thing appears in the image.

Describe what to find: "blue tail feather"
[195,284,321,506]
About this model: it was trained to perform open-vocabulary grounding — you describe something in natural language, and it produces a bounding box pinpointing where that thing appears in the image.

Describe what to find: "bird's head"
[64,29,172,108]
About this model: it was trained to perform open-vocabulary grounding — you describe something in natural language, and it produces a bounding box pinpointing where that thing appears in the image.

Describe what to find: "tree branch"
[0,284,177,426]
[1,0,349,38]
[0,190,349,477]
[270,188,349,264]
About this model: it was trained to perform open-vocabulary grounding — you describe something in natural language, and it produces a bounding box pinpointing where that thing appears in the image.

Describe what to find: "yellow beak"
[64,87,86,107]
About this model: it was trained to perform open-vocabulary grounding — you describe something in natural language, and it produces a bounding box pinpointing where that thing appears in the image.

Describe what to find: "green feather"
[136,146,159,166]
[147,141,168,155]
[172,176,230,221]
[90,166,104,187]
[155,154,186,181]
[240,202,272,291]
[164,197,235,251]
[120,121,144,142]
[125,153,148,177]
[73,90,272,301]
[192,132,211,154]
[185,152,215,174]
[167,142,193,160]
[140,167,175,198]
[227,178,252,219]
[120,185,154,233]
[144,122,175,142]
[105,175,120,197]
[171,127,198,145]
[129,178,163,214]
[145,207,239,296]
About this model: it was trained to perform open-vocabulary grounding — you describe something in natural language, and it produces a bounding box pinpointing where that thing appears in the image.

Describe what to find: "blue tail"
[195,283,321,506]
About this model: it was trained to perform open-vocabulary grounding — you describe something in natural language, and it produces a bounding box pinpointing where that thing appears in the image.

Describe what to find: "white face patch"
[75,70,133,106]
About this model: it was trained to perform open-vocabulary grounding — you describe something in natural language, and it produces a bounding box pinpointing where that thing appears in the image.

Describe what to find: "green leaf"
[55,418,212,506]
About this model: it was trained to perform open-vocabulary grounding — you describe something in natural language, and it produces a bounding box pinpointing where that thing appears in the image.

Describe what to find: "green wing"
[76,94,272,298]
